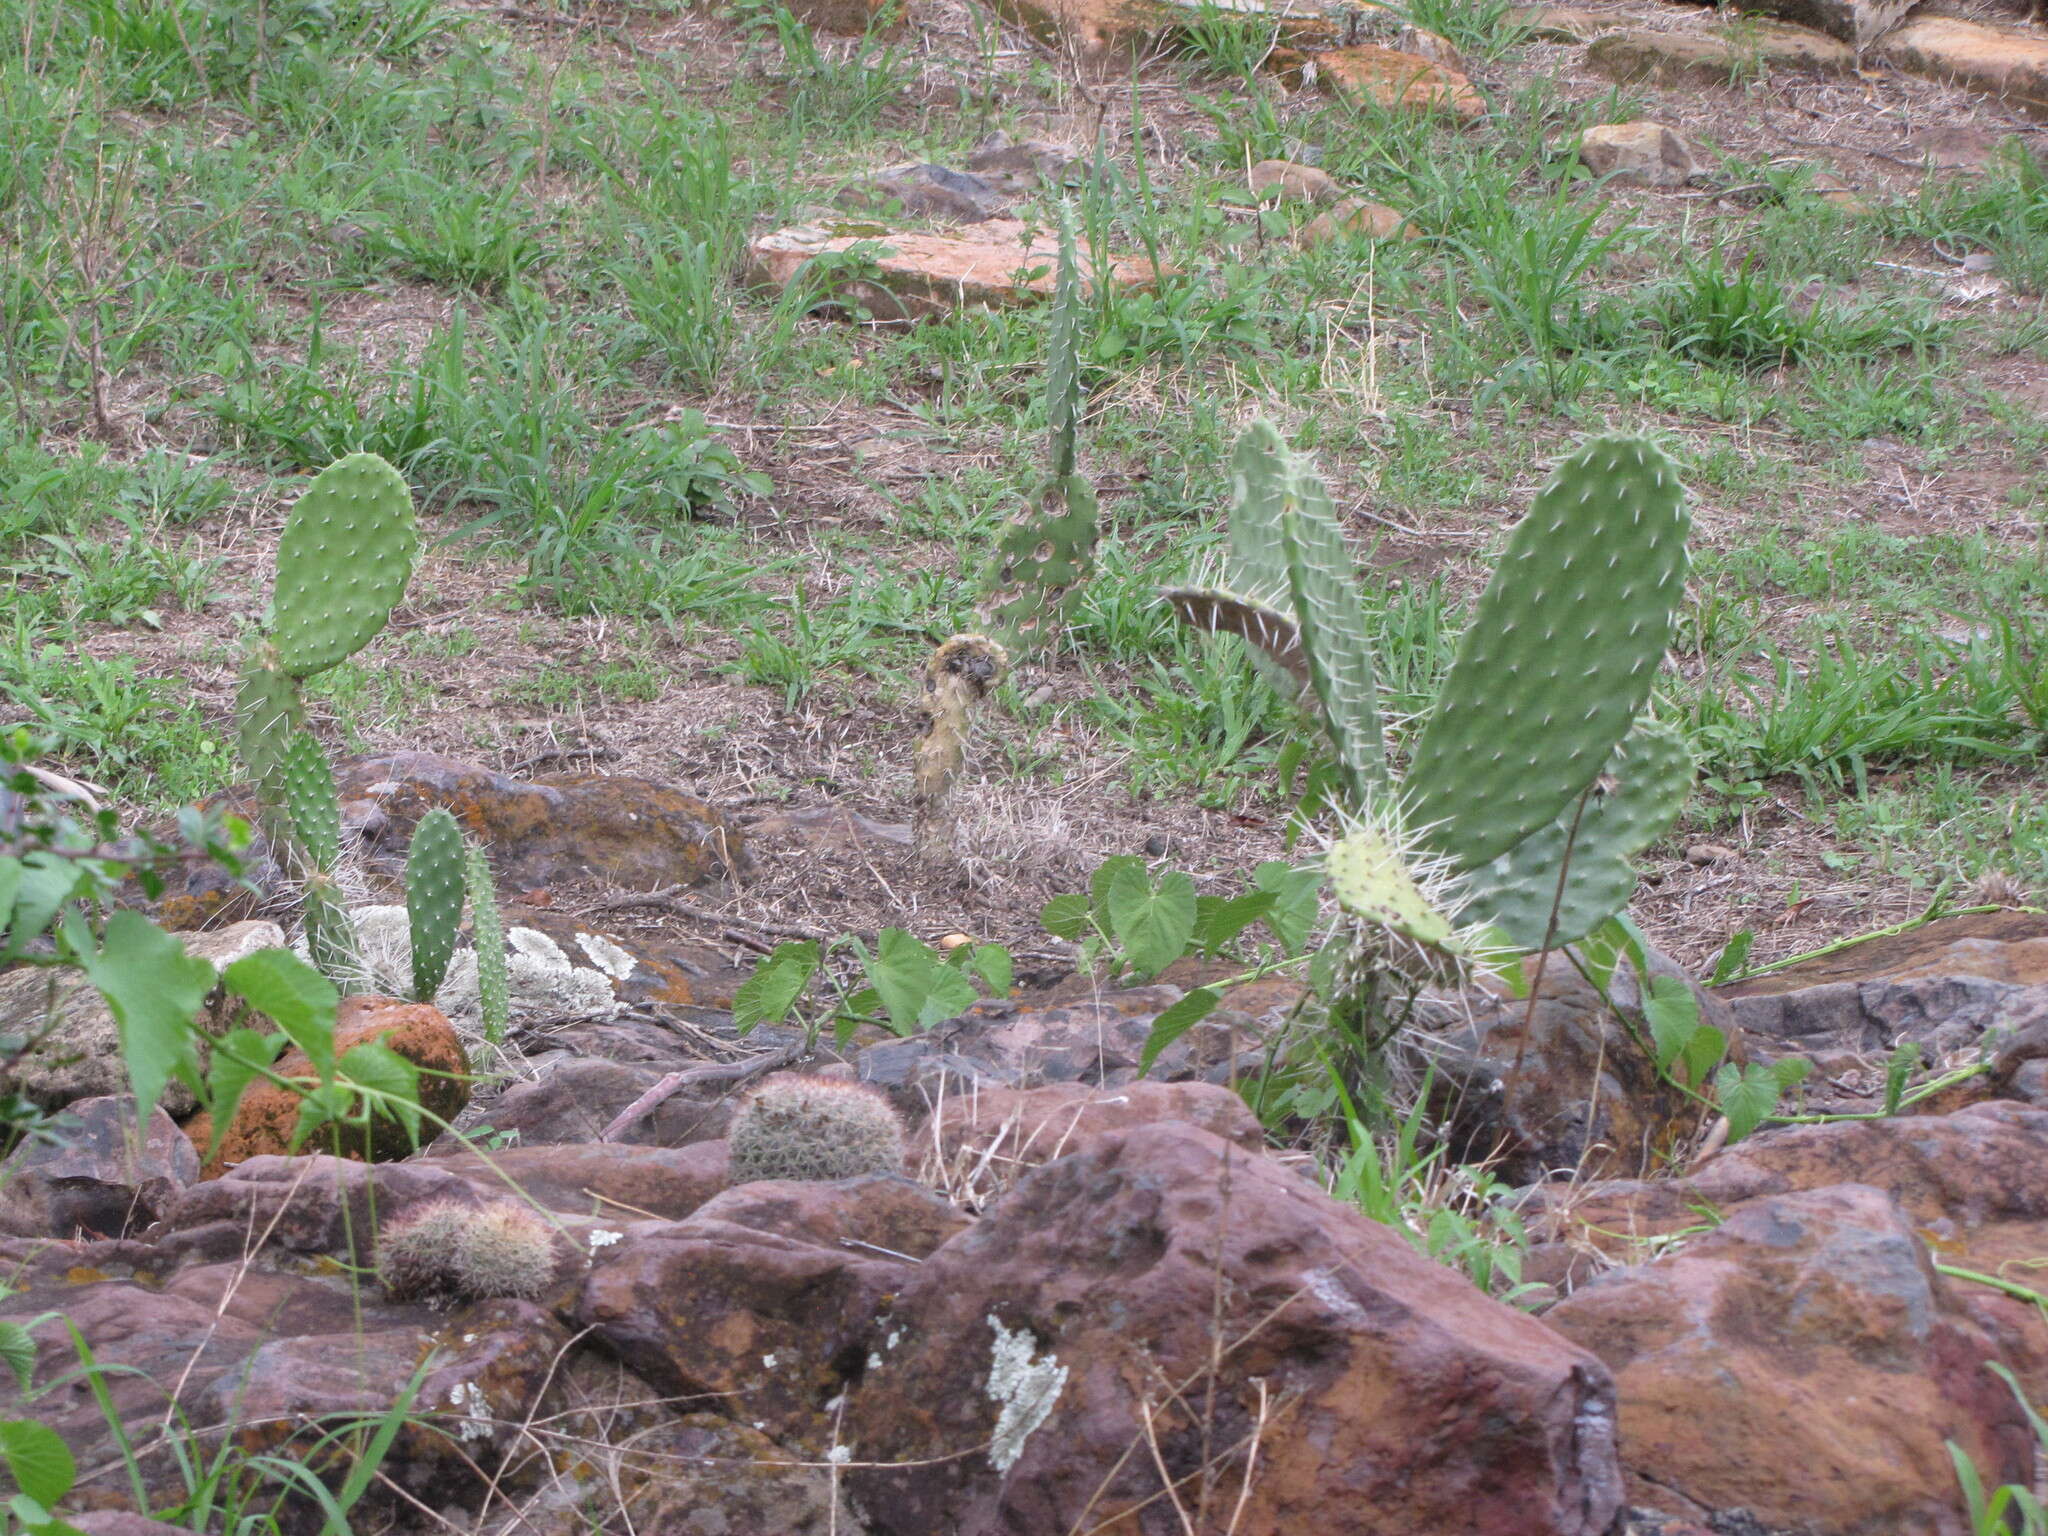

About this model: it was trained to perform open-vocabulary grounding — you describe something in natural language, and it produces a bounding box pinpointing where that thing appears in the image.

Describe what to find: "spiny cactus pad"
[978,473,1100,656]
[236,657,305,812]
[271,452,418,679]
[1262,423,1388,800]
[1327,825,1459,954]
[1223,425,1294,611]
[1162,586,1308,684]
[466,843,509,1045]
[300,873,360,989]
[279,730,342,875]
[1462,718,1694,951]
[1045,199,1084,483]
[1405,435,1689,871]
[406,807,468,1004]
[728,1074,906,1184]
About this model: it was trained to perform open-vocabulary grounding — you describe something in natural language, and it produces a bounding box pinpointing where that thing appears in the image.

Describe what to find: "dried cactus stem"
[912,634,1008,854]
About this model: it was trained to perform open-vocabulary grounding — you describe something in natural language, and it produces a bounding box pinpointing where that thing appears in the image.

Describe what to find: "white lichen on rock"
[575,931,638,980]
[984,1315,1067,1474]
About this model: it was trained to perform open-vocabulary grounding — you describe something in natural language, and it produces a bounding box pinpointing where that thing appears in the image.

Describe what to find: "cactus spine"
[467,843,509,1045]
[727,1074,907,1184]
[234,453,419,990]
[405,807,468,1003]
[1172,426,1694,955]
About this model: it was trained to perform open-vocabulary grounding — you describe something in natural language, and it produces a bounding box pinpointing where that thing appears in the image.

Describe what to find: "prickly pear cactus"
[1462,719,1693,951]
[300,873,360,989]
[236,656,305,810]
[271,452,418,679]
[405,807,468,1004]
[279,730,342,876]
[978,203,1097,657]
[1405,436,1688,871]
[466,842,509,1044]
[1327,824,1461,957]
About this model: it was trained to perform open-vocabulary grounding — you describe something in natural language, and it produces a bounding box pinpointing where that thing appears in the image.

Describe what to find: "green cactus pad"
[271,452,418,678]
[1259,422,1387,800]
[1045,199,1084,483]
[279,731,342,875]
[405,807,468,1004]
[978,472,1100,656]
[1224,425,1293,610]
[301,875,360,990]
[1327,826,1459,953]
[1406,435,1688,870]
[467,842,510,1044]
[1162,586,1308,685]
[236,656,305,813]
[1461,718,1694,951]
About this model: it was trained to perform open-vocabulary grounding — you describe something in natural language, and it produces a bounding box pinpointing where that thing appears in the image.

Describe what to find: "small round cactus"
[375,1200,558,1303]
[728,1074,907,1185]
[452,1204,558,1301]
[375,1199,473,1301]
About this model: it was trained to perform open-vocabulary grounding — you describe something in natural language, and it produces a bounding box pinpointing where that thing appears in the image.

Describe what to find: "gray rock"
[0,1094,198,1239]
[837,163,1012,223]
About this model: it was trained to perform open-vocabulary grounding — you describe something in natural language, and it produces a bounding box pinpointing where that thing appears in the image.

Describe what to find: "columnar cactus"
[1173,427,1695,955]
[467,843,510,1045]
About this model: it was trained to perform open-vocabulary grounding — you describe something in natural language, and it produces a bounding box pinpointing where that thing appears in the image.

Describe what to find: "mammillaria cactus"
[727,1074,907,1184]
[375,1199,557,1303]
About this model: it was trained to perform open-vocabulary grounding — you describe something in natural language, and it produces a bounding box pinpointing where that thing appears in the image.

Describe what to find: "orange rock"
[1299,195,1415,244]
[1882,16,2048,120]
[1248,157,1342,204]
[186,996,470,1176]
[1310,45,1487,119]
[1587,23,1852,86]
[745,219,1173,324]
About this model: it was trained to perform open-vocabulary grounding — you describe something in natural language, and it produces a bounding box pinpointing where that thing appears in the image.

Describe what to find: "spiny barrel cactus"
[1174,426,1694,955]
[375,1199,557,1303]
[727,1074,907,1184]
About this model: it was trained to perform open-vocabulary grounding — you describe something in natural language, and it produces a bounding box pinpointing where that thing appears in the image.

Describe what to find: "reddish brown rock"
[338,752,743,893]
[613,1413,865,1534]
[578,1215,911,1448]
[1312,44,1487,118]
[1545,1184,2031,1531]
[746,219,1171,324]
[847,1123,1623,1536]
[423,1139,731,1221]
[1882,17,2048,118]
[162,1153,491,1269]
[442,1057,738,1148]
[185,996,469,1174]
[1424,946,1734,1183]
[988,0,1339,56]
[687,1173,970,1258]
[1741,0,1913,45]
[1511,4,1618,43]
[920,1079,1264,1172]
[0,1095,198,1239]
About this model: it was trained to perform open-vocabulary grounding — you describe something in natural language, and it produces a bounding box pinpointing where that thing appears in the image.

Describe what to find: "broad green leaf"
[223,949,339,1080]
[1195,891,1276,958]
[0,1323,34,1392]
[1680,1022,1728,1089]
[867,929,978,1035]
[1714,1061,1781,1144]
[72,911,215,1124]
[1643,974,1699,1071]
[0,1419,74,1508]
[1772,1056,1813,1090]
[733,941,820,1033]
[1107,870,1197,979]
[1707,929,1755,986]
[1252,861,1321,957]
[290,1081,355,1151]
[1089,856,1148,929]
[1139,987,1220,1075]
[204,1028,286,1160]
[1883,1040,1922,1115]
[339,1041,422,1149]
[3,854,80,962]
[971,944,1013,996]
[1039,893,1090,941]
